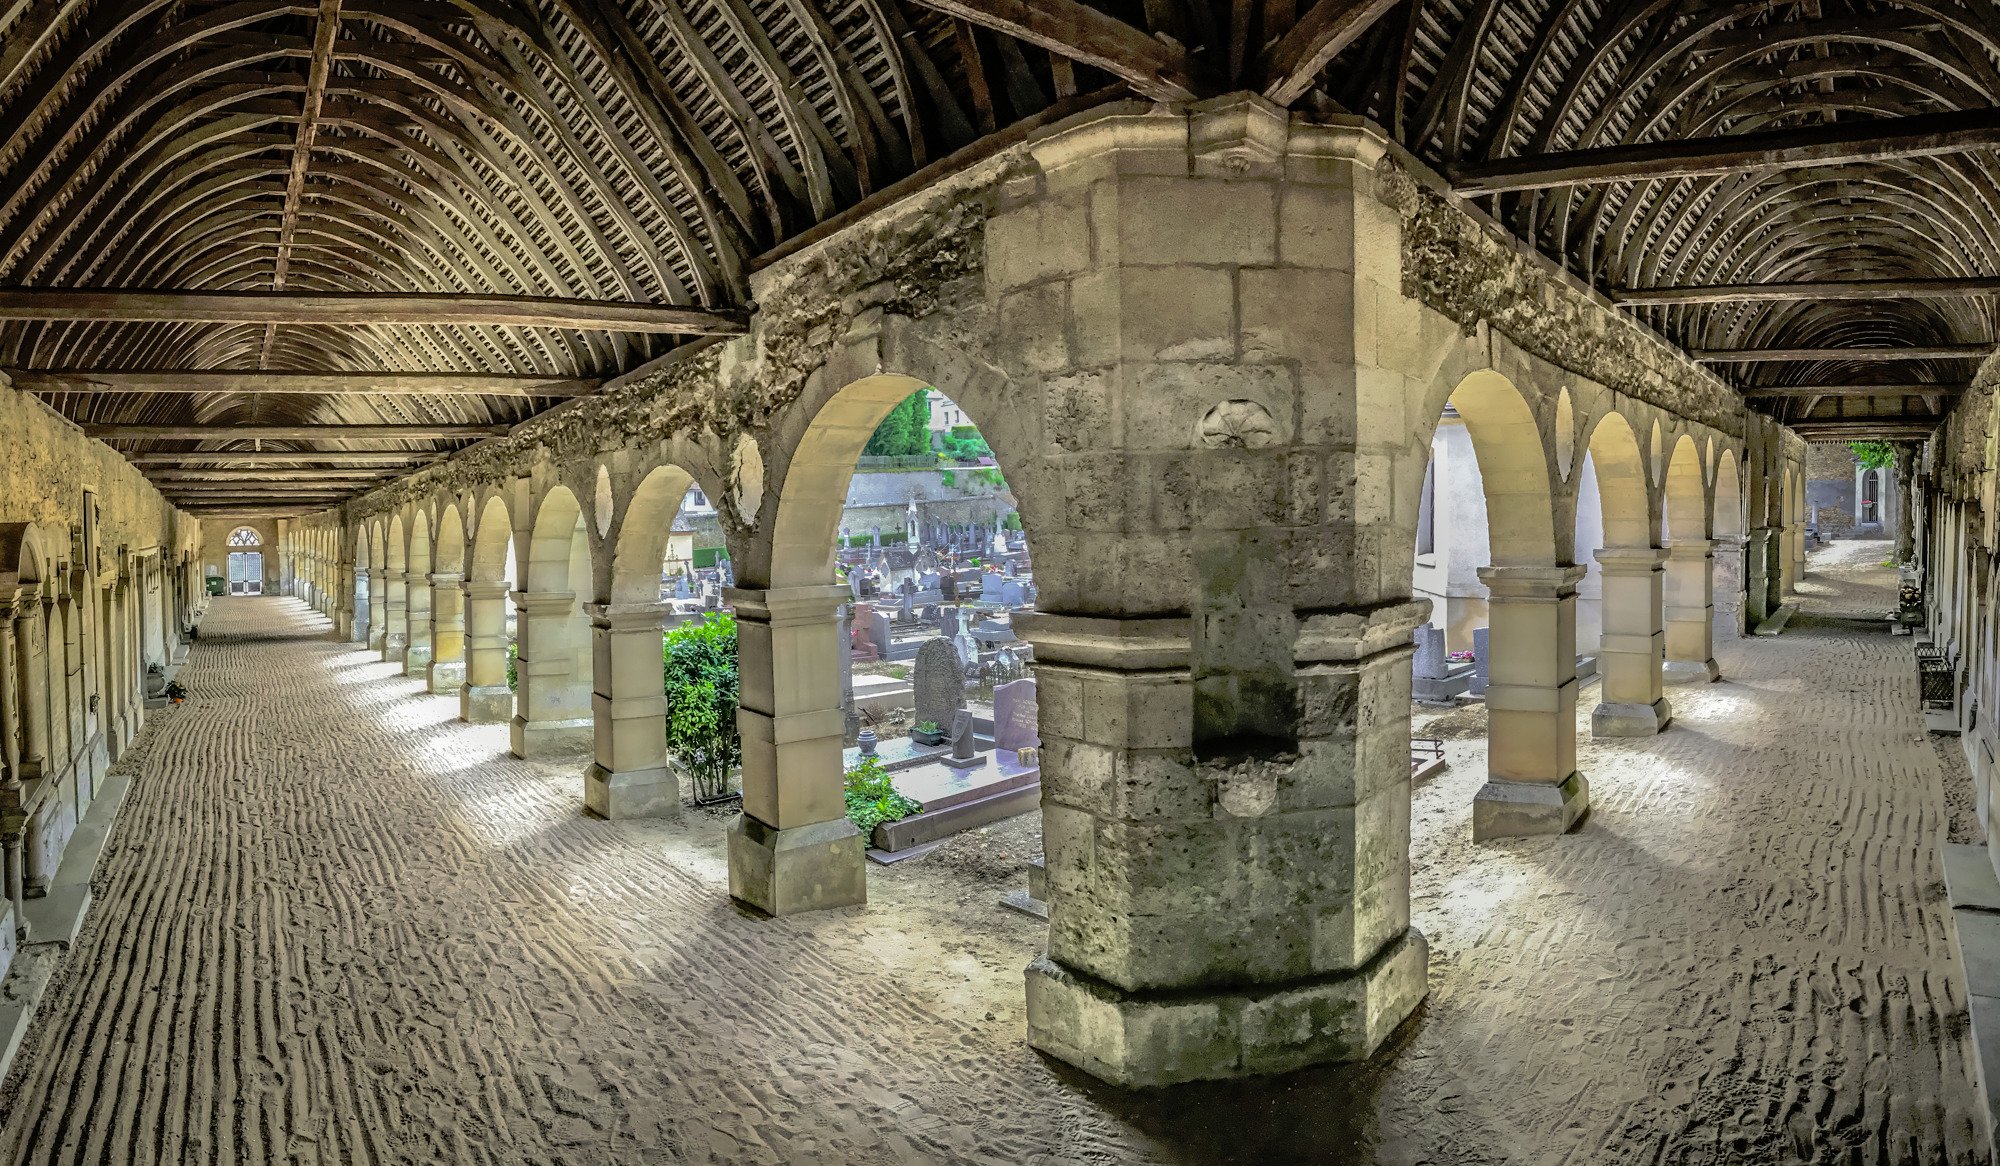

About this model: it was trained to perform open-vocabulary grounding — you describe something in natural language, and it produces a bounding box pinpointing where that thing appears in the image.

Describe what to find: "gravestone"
[1413,625,1448,680]
[897,591,914,622]
[1469,626,1490,696]
[846,572,863,600]
[935,603,957,631]
[999,580,1027,607]
[867,609,893,658]
[913,637,966,733]
[674,575,692,600]
[982,571,1004,597]
[993,678,1039,752]
[945,708,981,769]
[900,576,917,596]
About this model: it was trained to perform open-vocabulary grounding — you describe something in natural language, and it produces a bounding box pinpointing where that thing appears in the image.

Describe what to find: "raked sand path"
[0,556,1981,1165]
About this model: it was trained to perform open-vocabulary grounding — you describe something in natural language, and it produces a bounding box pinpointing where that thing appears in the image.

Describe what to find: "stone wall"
[0,378,191,562]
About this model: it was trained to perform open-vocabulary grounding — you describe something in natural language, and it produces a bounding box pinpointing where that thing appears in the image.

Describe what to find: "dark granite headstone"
[993,677,1039,752]
[945,708,981,769]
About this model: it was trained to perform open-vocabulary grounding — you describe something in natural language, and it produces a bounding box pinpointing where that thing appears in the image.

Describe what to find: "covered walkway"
[0,554,1980,1164]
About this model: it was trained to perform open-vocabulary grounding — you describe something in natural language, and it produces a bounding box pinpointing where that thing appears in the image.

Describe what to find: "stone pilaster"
[460,580,512,723]
[508,591,591,756]
[1591,547,1671,736]
[336,562,357,642]
[427,572,466,693]
[583,603,677,819]
[1662,539,1720,683]
[1473,565,1588,839]
[723,585,864,917]
[365,567,386,650]
[1745,527,1781,624]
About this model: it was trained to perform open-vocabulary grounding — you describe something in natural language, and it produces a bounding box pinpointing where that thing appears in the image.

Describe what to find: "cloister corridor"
[0,545,1973,1166]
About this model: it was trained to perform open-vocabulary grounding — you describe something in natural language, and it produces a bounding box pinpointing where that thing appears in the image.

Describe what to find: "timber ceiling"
[0,0,1988,508]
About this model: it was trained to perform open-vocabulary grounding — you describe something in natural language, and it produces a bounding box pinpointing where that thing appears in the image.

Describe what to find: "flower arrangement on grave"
[843,754,921,837]
[163,680,188,704]
[1447,650,1474,662]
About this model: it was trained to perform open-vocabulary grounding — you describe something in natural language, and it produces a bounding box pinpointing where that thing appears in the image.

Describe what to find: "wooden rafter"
[905,0,1213,102]
[0,291,747,333]
[124,451,438,465]
[1454,108,2000,194]
[1743,385,1964,397]
[1261,0,1407,107]
[86,424,506,440]
[1615,278,2000,306]
[6,370,599,396]
[1695,345,1991,363]
[261,0,341,369]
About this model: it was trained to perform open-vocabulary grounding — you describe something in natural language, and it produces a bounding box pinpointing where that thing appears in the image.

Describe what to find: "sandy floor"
[0,546,1982,1164]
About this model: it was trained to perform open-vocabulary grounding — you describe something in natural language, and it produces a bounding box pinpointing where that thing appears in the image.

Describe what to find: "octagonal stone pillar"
[459,580,512,723]
[427,573,466,693]
[1591,547,1671,737]
[724,584,864,917]
[364,568,386,651]
[381,570,409,663]
[583,602,677,819]
[403,572,432,678]
[1473,565,1588,839]
[1663,539,1720,682]
[509,591,591,757]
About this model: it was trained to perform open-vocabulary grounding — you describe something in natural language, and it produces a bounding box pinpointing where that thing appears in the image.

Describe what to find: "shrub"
[664,612,741,803]
[506,640,518,691]
[843,754,921,837]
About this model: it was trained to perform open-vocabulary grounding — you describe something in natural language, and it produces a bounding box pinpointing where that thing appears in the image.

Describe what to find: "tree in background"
[1850,441,1896,470]
[863,390,932,457]
[663,612,740,803]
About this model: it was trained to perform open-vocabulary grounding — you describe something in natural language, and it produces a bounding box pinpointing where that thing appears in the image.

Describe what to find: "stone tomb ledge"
[0,767,135,1080]
[1941,841,2000,1166]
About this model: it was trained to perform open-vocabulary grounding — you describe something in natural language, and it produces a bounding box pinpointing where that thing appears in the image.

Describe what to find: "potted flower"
[911,719,944,746]
[164,680,188,705]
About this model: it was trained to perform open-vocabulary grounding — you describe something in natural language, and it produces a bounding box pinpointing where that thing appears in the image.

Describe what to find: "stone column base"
[1472,772,1590,840]
[428,660,466,695]
[384,632,408,663]
[584,763,681,820]
[1025,928,1428,1087]
[402,646,432,678]
[460,684,512,723]
[1591,697,1672,738]
[1663,659,1721,685]
[727,814,865,916]
[367,629,387,652]
[510,716,592,758]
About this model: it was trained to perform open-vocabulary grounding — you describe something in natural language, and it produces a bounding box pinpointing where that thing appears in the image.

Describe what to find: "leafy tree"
[663,612,741,802]
[940,423,991,462]
[1850,441,1896,470]
[863,390,932,457]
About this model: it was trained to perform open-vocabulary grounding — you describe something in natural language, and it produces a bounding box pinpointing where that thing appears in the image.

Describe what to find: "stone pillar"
[583,603,677,819]
[403,571,433,678]
[1020,604,1427,1088]
[508,591,591,756]
[1591,547,1672,735]
[427,573,466,694]
[365,567,387,650]
[336,562,356,641]
[1662,539,1720,682]
[382,570,409,663]
[1745,528,1779,624]
[1473,565,1588,839]
[460,580,513,722]
[723,585,864,916]
[1784,520,1805,592]
[0,604,23,940]
[1711,537,1747,637]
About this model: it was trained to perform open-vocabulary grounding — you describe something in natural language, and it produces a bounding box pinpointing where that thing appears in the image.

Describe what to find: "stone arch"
[469,493,513,582]
[1442,370,1557,568]
[436,503,466,576]
[513,484,594,757]
[1582,409,1656,549]
[0,523,49,587]
[611,463,698,604]
[386,514,407,573]
[526,486,588,594]
[1664,434,1706,542]
[1714,450,1745,539]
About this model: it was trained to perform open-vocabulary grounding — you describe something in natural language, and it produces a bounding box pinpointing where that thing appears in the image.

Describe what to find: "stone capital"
[1295,599,1432,665]
[427,572,463,586]
[462,579,510,600]
[511,590,576,616]
[1593,546,1669,575]
[584,601,671,633]
[1476,563,1588,600]
[1012,612,1191,671]
[724,584,846,626]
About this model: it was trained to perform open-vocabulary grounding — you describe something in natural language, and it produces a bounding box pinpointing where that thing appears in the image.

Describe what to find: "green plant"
[1002,512,1022,532]
[863,390,932,457]
[506,640,518,691]
[916,719,940,734]
[1851,441,1896,470]
[941,424,991,462]
[843,754,921,837]
[939,469,955,489]
[664,612,741,803]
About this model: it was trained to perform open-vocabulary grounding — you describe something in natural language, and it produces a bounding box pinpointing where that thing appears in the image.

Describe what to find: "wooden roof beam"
[904,0,1213,102]
[1744,384,1965,397]
[1616,277,2000,306]
[6,370,599,396]
[86,424,505,440]
[145,468,398,481]
[1260,0,1408,106]
[123,451,438,465]
[1453,107,2000,194]
[1695,344,1991,363]
[0,290,747,334]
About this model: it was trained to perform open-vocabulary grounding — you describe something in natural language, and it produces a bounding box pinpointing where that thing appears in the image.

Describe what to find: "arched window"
[227,527,260,547]
[224,528,264,594]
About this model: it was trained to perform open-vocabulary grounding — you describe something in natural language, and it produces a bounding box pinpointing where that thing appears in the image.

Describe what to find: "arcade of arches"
[1,9,1999,1159]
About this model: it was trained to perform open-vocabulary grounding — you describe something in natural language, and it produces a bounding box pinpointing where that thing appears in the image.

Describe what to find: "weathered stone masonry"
[283,96,1807,1087]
